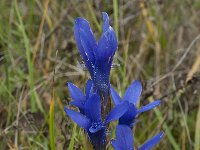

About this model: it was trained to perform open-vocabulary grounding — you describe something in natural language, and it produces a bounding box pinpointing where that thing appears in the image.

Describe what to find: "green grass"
[0,0,200,149]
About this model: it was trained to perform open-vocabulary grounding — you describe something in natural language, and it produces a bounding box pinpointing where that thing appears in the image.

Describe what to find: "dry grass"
[0,0,200,149]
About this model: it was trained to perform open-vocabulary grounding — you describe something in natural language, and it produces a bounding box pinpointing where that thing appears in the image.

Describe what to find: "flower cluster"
[65,12,164,150]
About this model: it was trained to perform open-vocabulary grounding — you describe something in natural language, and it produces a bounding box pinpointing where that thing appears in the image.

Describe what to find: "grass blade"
[68,124,77,150]
[149,97,180,150]
[14,0,43,112]
[194,97,200,150]
[113,0,119,39]
[49,96,55,150]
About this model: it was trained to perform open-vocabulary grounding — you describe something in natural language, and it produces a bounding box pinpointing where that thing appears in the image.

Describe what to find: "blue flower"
[64,93,129,148]
[111,125,164,150]
[74,12,117,103]
[110,80,161,127]
[67,79,93,114]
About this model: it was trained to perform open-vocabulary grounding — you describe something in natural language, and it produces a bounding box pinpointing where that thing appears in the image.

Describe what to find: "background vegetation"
[0,0,200,149]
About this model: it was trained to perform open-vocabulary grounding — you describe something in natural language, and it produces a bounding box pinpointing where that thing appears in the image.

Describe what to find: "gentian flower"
[65,12,164,149]
[68,79,93,114]
[110,80,161,127]
[65,93,129,149]
[111,125,164,150]
[74,12,117,104]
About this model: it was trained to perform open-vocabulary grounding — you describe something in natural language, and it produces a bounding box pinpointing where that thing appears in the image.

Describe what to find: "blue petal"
[79,29,96,64]
[119,103,137,126]
[123,80,142,104]
[111,140,123,150]
[110,86,122,105]
[137,100,161,115]
[104,101,129,124]
[92,24,117,103]
[96,26,117,61]
[102,12,110,33]
[138,131,164,150]
[74,18,97,76]
[64,107,90,130]
[85,79,94,99]
[111,125,134,150]
[93,27,117,102]
[84,93,101,122]
[68,82,85,108]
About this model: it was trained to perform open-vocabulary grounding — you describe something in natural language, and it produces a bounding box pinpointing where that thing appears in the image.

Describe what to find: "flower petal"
[102,12,109,33]
[111,140,122,150]
[123,80,142,104]
[110,86,122,105]
[96,26,117,61]
[85,79,94,99]
[138,131,164,150]
[111,125,134,150]
[119,103,137,126]
[68,82,85,104]
[74,18,97,76]
[137,100,161,114]
[64,107,90,130]
[93,27,117,102]
[93,25,117,103]
[79,29,96,63]
[84,93,101,122]
[104,101,129,124]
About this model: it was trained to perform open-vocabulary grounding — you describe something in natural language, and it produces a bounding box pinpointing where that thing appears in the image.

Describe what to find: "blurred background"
[0,0,200,149]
